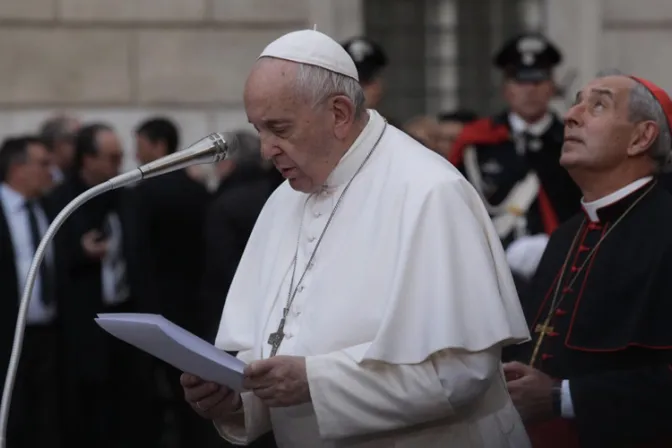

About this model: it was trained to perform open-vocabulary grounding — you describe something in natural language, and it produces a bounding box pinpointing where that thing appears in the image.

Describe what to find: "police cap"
[493,33,562,82]
[341,37,388,84]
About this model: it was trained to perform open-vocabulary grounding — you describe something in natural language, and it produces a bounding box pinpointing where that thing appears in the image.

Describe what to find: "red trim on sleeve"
[538,186,560,235]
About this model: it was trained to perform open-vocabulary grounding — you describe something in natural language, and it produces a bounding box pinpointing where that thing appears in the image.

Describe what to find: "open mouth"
[278,167,296,177]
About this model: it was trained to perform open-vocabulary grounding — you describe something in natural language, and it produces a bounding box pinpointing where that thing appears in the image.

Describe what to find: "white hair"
[294,62,367,118]
[596,68,672,171]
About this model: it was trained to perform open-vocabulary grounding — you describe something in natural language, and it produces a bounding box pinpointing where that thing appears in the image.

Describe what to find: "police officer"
[342,37,388,109]
[449,33,582,287]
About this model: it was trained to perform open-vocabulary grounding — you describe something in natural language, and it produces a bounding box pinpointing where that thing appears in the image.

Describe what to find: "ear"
[331,95,356,139]
[627,121,659,157]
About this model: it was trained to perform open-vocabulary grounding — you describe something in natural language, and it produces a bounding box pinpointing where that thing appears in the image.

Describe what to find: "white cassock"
[213,109,531,447]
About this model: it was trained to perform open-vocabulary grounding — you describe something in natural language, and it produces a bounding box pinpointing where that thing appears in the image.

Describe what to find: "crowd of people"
[3,26,672,448]
[0,114,283,447]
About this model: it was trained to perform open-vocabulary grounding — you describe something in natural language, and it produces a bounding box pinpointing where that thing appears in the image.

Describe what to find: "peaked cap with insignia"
[341,36,388,84]
[494,33,562,82]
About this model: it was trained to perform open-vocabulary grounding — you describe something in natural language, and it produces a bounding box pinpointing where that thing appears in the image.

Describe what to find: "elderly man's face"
[244,59,343,193]
[561,75,645,171]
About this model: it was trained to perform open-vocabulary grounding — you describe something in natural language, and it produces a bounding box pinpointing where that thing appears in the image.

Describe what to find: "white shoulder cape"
[215,119,529,365]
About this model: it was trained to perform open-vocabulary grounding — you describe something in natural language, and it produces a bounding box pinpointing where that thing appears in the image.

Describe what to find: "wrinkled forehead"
[95,130,123,153]
[27,142,50,161]
[245,58,307,121]
[246,58,299,93]
[577,75,635,104]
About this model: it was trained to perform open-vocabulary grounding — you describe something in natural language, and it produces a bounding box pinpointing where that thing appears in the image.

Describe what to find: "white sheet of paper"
[95,313,246,391]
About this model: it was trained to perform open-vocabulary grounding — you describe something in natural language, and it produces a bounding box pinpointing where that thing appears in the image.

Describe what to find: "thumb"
[244,358,274,377]
[503,361,532,378]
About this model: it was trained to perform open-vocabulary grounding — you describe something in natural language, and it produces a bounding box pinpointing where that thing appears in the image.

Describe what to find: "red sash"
[527,418,669,447]
[527,418,580,448]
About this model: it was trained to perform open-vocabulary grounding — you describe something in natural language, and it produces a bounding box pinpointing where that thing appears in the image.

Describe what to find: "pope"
[181,29,531,447]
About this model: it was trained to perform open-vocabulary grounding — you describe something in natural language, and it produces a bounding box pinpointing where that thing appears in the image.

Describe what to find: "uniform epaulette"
[448,117,510,166]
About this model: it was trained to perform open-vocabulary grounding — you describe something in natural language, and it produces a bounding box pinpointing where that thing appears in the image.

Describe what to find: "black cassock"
[504,179,672,447]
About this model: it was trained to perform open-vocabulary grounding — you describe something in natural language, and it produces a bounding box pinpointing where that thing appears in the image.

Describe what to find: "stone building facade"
[548,0,672,113]
[0,0,670,169]
[0,0,363,170]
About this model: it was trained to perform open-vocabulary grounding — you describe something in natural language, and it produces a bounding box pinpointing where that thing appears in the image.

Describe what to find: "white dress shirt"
[101,211,130,306]
[509,112,554,137]
[0,183,56,324]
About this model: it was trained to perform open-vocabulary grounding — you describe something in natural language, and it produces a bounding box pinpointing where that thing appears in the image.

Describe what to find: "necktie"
[25,200,55,306]
[103,214,129,302]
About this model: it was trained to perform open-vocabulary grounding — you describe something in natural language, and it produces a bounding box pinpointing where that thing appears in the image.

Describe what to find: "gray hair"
[39,115,77,151]
[596,68,672,171]
[294,62,367,118]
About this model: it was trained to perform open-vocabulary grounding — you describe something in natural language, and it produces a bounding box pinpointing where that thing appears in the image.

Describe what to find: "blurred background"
[0,0,666,171]
[0,1,670,448]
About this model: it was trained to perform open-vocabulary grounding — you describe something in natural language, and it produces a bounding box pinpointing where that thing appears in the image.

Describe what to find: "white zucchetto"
[258,29,359,81]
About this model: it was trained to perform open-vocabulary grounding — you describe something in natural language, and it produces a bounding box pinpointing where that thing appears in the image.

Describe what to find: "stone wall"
[0,0,363,171]
[601,0,672,86]
[546,0,672,114]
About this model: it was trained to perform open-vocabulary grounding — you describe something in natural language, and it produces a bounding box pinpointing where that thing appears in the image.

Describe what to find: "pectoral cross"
[529,319,554,366]
[267,309,289,357]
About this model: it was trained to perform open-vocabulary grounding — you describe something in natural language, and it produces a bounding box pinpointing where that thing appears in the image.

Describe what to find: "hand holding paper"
[95,313,246,391]
[181,373,241,420]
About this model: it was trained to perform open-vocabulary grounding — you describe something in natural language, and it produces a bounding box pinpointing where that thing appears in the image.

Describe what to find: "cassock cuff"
[213,391,271,445]
[560,380,575,419]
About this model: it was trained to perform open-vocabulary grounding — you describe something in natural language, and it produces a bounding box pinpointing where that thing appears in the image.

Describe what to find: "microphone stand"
[0,132,231,447]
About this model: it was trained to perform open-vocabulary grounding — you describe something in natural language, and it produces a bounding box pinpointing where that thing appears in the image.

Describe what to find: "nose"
[564,103,584,128]
[259,136,282,161]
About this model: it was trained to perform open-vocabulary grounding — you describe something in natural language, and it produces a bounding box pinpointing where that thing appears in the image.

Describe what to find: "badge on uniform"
[528,138,543,152]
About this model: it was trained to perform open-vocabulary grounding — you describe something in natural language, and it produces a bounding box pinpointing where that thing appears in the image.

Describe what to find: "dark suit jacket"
[48,175,137,382]
[0,194,58,387]
[128,170,211,335]
[200,166,283,342]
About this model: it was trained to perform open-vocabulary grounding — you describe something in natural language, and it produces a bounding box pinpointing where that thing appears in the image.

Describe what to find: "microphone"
[0,131,237,448]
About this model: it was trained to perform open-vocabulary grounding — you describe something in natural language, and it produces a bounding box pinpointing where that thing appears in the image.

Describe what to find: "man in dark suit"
[130,117,213,446]
[0,136,60,448]
[199,130,282,448]
[49,123,152,448]
[201,130,283,342]
[131,117,211,332]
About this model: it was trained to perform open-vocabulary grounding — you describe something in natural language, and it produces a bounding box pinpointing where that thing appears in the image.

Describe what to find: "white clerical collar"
[323,109,386,189]
[581,176,654,222]
[509,112,553,137]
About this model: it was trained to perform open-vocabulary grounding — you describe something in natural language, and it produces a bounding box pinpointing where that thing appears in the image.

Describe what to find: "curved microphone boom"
[0,132,236,448]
